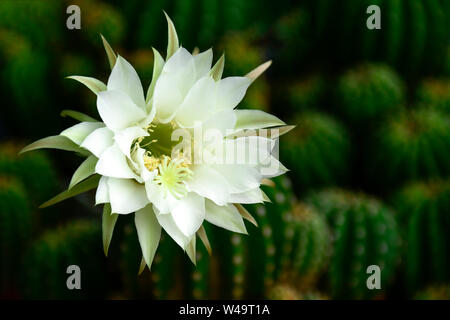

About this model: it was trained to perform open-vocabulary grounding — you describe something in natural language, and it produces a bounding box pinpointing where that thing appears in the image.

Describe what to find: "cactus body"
[392,181,450,293]
[307,190,401,299]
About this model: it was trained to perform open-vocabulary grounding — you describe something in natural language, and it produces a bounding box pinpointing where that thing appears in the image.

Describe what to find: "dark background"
[0,0,449,299]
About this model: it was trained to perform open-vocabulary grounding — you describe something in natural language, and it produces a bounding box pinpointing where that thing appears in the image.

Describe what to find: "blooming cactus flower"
[21,14,292,272]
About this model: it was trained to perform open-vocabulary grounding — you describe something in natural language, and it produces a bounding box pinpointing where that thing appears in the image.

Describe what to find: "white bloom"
[21,14,292,271]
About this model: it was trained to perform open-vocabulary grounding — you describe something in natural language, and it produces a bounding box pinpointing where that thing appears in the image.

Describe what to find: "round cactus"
[22,219,106,299]
[416,79,450,114]
[280,112,350,192]
[278,203,331,290]
[335,64,404,124]
[279,74,326,114]
[370,109,450,189]
[0,176,31,297]
[392,180,450,293]
[306,190,401,299]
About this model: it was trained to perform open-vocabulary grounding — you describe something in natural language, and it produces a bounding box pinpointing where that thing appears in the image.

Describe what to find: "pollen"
[153,155,193,199]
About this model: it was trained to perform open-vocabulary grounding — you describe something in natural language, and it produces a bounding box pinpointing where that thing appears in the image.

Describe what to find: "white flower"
[21,14,292,271]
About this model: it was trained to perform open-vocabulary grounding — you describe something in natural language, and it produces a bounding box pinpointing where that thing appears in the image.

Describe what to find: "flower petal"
[60,122,104,145]
[175,76,217,127]
[154,48,196,123]
[114,126,149,159]
[107,177,148,214]
[145,181,179,214]
[155,208,192,249]
[227,187,265,204]
[69,155,98,189]
[135,205,161,269]
[95,176,110,205]
[102,203,118,256]
[107,55,145,109]
[171,193,205,237]
[81,127,114,158]
[187,165,231,206]
[95,144,138,179]
[66,76,107,95]
[97,90,146,131]
[205,200,247,234]
[233,109,285,131]
[215,77,252,112]
[193,48,213,79]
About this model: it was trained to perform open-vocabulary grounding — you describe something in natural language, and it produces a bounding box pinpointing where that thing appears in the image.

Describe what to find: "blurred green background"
[0,0,449,300]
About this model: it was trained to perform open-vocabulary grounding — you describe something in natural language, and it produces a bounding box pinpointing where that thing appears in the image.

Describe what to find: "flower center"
[136,122,192,199]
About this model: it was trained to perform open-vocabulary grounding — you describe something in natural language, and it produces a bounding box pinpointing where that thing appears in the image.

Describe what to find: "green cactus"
[370,109,450,189]
[335,64,405,125]
[268,284,329,300]
[281,74,326,114]
[197,0,220,48]
[278,203,331,290]
[392,180,450,293]
[22,219,106,299]
[280,112,350,192]
[416,79,450,114]
[0,176,31,297]
[306,190,401,299]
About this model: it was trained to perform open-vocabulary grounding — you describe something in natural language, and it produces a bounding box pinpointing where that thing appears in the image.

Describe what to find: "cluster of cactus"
[335,64,405,125]
[392,180,450,293]
[306,190,401,299]
[416,79,450,114]
[0,176,31,297]
[280,112,350,191]
[310,0,448,73]
[369,109,450,190]
[277,74,326,115]
[22,219,107,299]
[278,203,331,290]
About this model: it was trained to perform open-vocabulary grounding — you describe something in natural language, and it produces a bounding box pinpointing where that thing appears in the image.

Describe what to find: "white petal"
[107,55,145,109]
[201,110,237,135]
[210,164,261,194]
[227,188,264,204]
[81,127,114,158]
[205,200,247,234]
[215,77,252,112]
[155,208,192,249]
[95,144,138,179]
[107,178,148,214]
[114,126,149,159]
[135,205,161,269]
[187,165,231,206]
[154,48,196,123]
[95,176,110,205]
[175,76,216,127]
[193,49,213,79]
[233,109,285,131]
[145,181,179,214]
[60,122,104,145]
[97,90,146,131]
[171,193,205,237]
